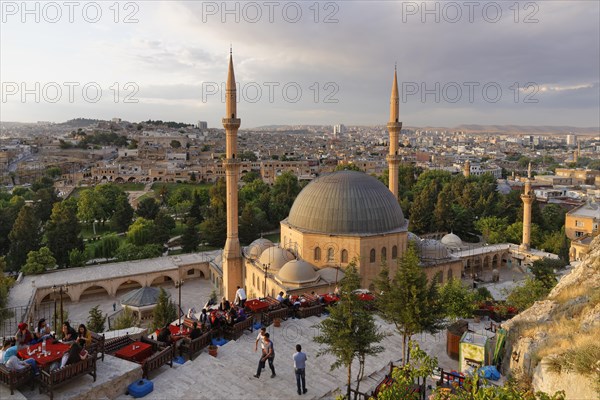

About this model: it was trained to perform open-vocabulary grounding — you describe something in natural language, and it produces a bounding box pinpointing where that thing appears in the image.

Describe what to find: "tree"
[189,190,206,223]
[94,234,121,259]
[22,247,56,275]
[154,210,176,244]
[45,199,84,267]
[530,258,564,290]
[314,263,386,399]
[0,196,24,256]
[113,307,136,330]
[181,218,200,252]
[433,186,454,232]
[409,184,437,234]
[87,305,106,333]
[110,194,134,233]
[334,163,362,172]
[541,204,566,232]
[439,278,477,321]
[506,278,550,311]
[374,244,444,364]
[475,216,508,244]
[376,342,438,400]
[77,189,105,224]
[127,218,158,246]
[239,204,268,244]
[33,187,58,223]
[68,248,88,268]
[115,243,162,261]
[152,287,177,330]
[0,257,15,322]
[136,197,160,220]
[170,140,181,148]
[269,172,301,224]
[7,205,42,271]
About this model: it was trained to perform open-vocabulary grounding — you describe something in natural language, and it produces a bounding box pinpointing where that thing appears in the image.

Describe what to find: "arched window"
[370,249,376,263]
[447,269,453,281]
[381,247,387,262]
[314,247,321,261]
[341,249,348,263]
[327,248,334,262]
[392,245,398,260]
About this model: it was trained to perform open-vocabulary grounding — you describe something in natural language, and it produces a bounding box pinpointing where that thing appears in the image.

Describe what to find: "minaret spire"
[222,49,243,301]
[387,67,402,199]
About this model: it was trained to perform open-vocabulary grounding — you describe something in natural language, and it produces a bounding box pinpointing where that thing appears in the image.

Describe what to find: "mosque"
[220,52,463,301]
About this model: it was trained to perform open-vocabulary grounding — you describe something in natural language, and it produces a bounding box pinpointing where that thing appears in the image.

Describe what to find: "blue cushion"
[128,379,153,398]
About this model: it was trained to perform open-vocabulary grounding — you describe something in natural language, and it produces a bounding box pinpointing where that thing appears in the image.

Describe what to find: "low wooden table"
[17,341,70,369]
[245,299,270,313]
[114,341,153,363]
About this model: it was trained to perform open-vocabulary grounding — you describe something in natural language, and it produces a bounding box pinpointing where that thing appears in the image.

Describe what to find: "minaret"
[222,49,243,301]
[527,162,532,179]
[520,179,534,251]
[386,65,402,199]
[463,160,471,178]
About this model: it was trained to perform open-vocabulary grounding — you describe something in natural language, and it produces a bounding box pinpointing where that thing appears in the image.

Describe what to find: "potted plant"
[208,344,218,357]
[273,317,281,327]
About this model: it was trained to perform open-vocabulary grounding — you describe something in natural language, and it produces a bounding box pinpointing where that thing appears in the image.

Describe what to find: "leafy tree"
[127,218,158,246]
[506,222,542,247]
[77,189,107,224]
[136,197,160,220]
[530,258,564,290]
[68,248,88,268]
[433,186,454,232]
[374,244,444,364]
[269,172,301,224]
[200,210,227,247]
[409,184,437,234]
[87,305,106,333]
[506,278,549,311]
[376,342,438,400]
[241,171,261,183]
[189,190,205,223]
[181,218,200,252]
[94,234,121,259]
[541,204,566,232]
[0,197,24,255]
[33,187,59,223]
[439,278,476,321]
[154,210,176,244]
[45,199,84,267]
[334,163,362,172]
[152,287,177,330]
[239,204,268,244]
[22,247,56,275]
[7,205,42,271]
[110,194,134,232]
[475,216,508,244]
[170,140,181,148]
[0,257,15,322]
[113,306,136,330]
[115,243,162,261]
[314,263,386,399]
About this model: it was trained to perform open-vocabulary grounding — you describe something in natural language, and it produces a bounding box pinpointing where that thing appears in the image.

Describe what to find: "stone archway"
[78,285,111,301]
[492,254,499,269]
[115,279,143,297]
[150,275,175,287]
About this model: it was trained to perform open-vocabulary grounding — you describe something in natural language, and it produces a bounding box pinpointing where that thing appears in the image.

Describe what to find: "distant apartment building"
[197,121,208,130]
[566,134,577,146]
[333,124,345,136]
[555,168,600,185]
[566,201,600,261]
[467,163,502,179]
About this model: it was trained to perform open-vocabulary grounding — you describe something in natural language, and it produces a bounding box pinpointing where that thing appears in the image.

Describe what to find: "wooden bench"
[38,356,97,400]
[0,363,34,395]
[142,345,173,379]
[297,304,324,319]
[262,307,292,326]
[105,335,134,354]
[224,318,254,340]
[179,331,211,361]
[89,332,105,361]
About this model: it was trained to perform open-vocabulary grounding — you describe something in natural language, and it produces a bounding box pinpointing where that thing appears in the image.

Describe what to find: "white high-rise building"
[333,124,345,136]
[566,134,576,146]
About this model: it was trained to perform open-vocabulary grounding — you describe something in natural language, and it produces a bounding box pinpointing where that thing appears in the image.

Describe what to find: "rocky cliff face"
[503,236,600,400]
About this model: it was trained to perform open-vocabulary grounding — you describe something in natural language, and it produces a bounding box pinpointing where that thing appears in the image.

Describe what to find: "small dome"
[441,233,462,248]
[317,267,345,283]
[277,259,319,284]
[407,232,421,242]
[120,286,165,307]
[258,246,295,271]
[247,238,275,259]
[418,239,449,260]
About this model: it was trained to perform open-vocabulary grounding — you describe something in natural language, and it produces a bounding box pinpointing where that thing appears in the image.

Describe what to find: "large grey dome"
[285,171,406,235]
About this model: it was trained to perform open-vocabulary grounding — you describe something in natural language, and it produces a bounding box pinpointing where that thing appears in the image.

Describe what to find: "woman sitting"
[77,324,91,348]
[52,342,87,371]
[157,324,172,344]
[61,322,77,343]
[35,318,53,341]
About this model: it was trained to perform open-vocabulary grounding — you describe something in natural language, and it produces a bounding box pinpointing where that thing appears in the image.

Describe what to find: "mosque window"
[447,269,453,281]
[314,247,321,261]
[327,248,334,262]
[381,247,387,262]
[370,249,376,263]
[392,245,398,259]
[341,249,348,263]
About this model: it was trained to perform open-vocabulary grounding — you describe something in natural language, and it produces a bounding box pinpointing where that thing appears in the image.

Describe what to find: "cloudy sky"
[1,1,599,128]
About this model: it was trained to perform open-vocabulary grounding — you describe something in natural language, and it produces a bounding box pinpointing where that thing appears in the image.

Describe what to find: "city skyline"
[1,1,599,127]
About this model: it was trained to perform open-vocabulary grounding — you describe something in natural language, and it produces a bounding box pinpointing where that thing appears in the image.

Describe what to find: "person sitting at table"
[50,342,87,371]
[283,293,292,307]
[189,322,202,340]
[15,323,33,348]
[199,308,210,329]
[5,354,38,376]
[157,324,173,344]
[218,297,231,312]
[292,298,302,319]
[276,291,284,302]
[35,318,53,341]
[77,324,91,348]
[1,339,17,364]
[61,322,77,343]
[226,307,237,326]
[186,307,197,320]
[237,307,247,322]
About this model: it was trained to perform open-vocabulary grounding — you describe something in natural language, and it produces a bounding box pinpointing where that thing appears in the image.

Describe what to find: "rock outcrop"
[503,236,600,400]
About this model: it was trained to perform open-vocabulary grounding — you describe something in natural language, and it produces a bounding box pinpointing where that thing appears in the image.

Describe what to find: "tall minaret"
[520,179,534,251]
[222,49,243,301]
[463,160,471,178]
[527,162,532,179]
[386,65,402,199]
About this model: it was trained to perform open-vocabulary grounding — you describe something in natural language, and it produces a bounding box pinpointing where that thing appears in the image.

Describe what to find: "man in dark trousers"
[293,344,308,395]
[254,332,275,378]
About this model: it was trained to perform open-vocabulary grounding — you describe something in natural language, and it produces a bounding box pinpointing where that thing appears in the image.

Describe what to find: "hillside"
[503,236,600,399]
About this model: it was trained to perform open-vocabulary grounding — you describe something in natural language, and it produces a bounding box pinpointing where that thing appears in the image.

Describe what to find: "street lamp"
[262,263,270,298]
[51,285,57,330]
[175,280,184,326]
[53,283,69,330]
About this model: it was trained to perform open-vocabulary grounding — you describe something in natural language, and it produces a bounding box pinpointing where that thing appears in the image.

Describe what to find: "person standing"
[254,332,275,378]
[293,344,308,395]
[235,286,247,308]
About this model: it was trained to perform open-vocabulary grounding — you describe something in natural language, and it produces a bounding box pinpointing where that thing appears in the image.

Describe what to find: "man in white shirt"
[276,291,284,302]
[293,344,308,395]
[235,286,247,308]
[254,327,266,353]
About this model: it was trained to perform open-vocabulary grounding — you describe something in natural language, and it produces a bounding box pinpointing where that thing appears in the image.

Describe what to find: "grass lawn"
[151,182,213,195]
[118,182,145,191]
[81,223,118,239]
